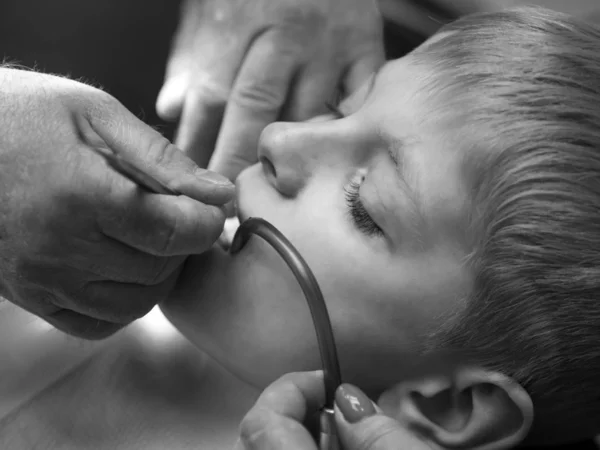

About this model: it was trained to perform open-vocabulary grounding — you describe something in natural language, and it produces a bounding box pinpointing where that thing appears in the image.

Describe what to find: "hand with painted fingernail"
[235,371,433,450]
[334,383,432,450]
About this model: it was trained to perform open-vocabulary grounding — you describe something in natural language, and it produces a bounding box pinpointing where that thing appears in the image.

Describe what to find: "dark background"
[0,0,181,137]
[0,0,421,141]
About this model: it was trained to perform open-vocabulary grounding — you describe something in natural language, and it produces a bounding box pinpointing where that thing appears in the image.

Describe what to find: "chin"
[160,165,324,387]
[160,235,321,390]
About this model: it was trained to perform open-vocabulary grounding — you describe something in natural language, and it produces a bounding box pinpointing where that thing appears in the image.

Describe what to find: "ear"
[377,367,533,450]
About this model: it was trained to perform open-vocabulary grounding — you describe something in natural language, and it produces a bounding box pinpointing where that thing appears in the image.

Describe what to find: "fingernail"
[156,76,190,121]
[335,383,376,424]
[196,168,234,187]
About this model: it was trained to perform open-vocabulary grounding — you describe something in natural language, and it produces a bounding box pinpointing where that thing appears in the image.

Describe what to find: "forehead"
[341,57,426,117]
[352,57,476,246]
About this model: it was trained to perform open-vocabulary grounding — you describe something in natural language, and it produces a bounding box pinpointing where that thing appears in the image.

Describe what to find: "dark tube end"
[229,218,257,254]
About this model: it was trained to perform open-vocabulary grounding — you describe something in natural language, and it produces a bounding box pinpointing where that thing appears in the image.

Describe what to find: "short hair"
[416,7,600,444]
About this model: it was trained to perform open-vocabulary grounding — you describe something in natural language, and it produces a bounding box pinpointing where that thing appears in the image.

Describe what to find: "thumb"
[80,94,234,205]
[334,384,427,450]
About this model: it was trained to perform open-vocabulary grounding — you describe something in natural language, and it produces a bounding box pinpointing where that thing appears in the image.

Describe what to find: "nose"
[257,122,313,198]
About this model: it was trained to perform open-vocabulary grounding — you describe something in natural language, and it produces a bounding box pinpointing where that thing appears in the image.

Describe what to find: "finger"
[174,86,226,168]
[280,66,343,121]
[52,268,181,325]
[337,70,379,117]
[378,0,447,36]
[9,285,62,319]
[343,50,385,96]
[252,371,326,420]
[57,233,184,285]
[170,23,250,165]
[239,413,319,450]
[81,97,235,205]
[156,73,190,123]
[334,384,425,450]
[44,309,125,340]
[156,0,202,121]
[8,286,120,341]
[239,371,325,450]
[96,192,227,256]
[209,31,300,182]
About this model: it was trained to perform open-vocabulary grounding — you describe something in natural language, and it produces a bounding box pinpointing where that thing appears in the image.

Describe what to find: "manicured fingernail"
[196,169,234,187]
[335,383,376,423]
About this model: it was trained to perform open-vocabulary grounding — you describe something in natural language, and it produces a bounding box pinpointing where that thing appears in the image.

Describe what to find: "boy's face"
[162,57,473,392]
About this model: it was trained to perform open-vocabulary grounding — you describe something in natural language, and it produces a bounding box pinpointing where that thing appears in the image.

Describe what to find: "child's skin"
[161,54,474,394]
[160,49,539,449]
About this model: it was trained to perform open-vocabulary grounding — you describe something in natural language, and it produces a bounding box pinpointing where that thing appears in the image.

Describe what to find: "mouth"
[216,168,256,251]
[217,197,249,251]
[218,215,241,251]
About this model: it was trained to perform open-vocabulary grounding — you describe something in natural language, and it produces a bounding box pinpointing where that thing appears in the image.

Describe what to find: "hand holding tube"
[235,371,432,450]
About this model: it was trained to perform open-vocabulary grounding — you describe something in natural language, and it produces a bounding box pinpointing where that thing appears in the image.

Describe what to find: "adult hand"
[0,68,234,340]
[236,371,432,450]
[156,0,385,182]
[378,0,505,37]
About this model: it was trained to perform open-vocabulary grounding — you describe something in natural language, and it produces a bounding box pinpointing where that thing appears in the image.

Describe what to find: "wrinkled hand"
[0,68,234,339]
[157,0,385,182]
[236,371,431,450]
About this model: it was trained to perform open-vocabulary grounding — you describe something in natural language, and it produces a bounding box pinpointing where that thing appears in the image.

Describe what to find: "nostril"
[260,155,277,180]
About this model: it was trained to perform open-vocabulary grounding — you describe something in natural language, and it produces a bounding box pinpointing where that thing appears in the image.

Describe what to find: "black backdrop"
[0,0,422,142]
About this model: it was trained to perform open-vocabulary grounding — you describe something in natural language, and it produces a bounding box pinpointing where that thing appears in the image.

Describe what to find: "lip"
[235,201,249,224]
[217,183,250,251]
[234,173,251,224]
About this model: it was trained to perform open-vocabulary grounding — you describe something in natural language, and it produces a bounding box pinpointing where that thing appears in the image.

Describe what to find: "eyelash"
[325,101,383,237]
[344,178,384,238]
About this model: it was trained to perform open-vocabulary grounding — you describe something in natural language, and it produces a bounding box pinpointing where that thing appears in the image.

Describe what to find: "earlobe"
[377,367,534,450]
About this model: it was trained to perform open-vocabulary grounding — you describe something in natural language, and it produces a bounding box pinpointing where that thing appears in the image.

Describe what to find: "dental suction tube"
[229,217,343,409]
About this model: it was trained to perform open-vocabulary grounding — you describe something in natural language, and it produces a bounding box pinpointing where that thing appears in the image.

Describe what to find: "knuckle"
[239,408,281,447]
[264,373,303,399]
[239,409,267,444]
[274,3,326,30]
[231,80,285,113]
[157,211,179,255]
[83,89,121,123]
[191,79,230,106]
[146,135,181,168]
